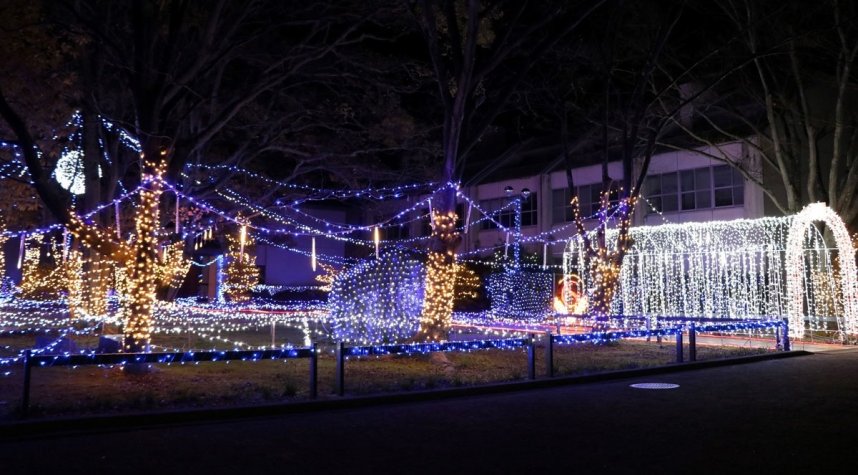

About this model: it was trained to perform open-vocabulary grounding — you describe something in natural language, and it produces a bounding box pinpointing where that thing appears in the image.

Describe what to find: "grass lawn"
[0,339,772,421]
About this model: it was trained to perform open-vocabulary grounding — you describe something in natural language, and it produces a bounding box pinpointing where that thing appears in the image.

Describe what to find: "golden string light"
[314,262,338,292]
[418,210,460,341]
[155,241,190,290]
[566,190,636,319]
[224,228,258,302]
[68,157,168,352]
[239,223,247,255]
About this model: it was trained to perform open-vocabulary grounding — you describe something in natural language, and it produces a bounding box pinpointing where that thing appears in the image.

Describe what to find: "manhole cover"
[630,383,679,390]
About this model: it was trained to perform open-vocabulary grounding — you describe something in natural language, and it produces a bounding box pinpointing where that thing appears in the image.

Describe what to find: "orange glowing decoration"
[554,274,588,315]
[239,223,247,255]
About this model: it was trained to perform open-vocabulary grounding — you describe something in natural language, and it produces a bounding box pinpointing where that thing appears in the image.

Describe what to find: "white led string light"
[564,204,858,338]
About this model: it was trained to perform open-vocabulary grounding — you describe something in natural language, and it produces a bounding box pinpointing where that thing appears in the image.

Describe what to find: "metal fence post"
[545,332,554,378]
[656,320,663,345]
[782,318,791,352]
[335,342,345,396]
[675,329,684,363]
[775,322,782,350]
[21,350,32,418]
[689,323,697,362]
[309,343,318,399]
[527,333,536,380]
[646,317,651,342]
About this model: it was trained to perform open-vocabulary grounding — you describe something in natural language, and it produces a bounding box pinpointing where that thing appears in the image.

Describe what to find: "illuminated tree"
[453,262,481,304]
[552,2,744,317]
[409,0,605,339]
[68,157,167,352]
[419,211,460,340]
[331,249,425,344]
[223,226,258,303]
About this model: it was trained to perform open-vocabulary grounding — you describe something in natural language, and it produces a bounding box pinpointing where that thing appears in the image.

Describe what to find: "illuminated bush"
[486,270,553,318]
[330,249,425,344]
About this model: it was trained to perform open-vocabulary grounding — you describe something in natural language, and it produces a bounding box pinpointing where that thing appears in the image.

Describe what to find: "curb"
[0,350,811,439]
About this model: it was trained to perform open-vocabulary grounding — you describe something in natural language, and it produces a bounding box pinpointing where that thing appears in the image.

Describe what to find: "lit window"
[645,165,744,214]
[480,194,538,230]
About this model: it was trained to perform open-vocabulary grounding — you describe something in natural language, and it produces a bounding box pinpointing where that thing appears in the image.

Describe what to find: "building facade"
[459,141,766,264]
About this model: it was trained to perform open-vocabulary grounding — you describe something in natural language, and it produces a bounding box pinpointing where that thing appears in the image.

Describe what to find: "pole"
[545,332,554,378]
[527,333,536,380]
[782,318,791,352]
[513,197,522,269]
[336,342,345,396]
[775,322,782,350]
[22,350,32,418]
[309,343,318,399]
[675,329,683,363]
[689,323,697,362]
[646,317,652,342]
[174,192,180,234]
[656,319,662,345]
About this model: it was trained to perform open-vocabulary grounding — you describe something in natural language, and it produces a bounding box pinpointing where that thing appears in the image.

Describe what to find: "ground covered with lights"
[1,142,853,421]
[0,296,779,420]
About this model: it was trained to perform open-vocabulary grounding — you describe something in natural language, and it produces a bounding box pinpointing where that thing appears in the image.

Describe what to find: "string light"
[784,203,858,338]
[311,236,317,272]
[565,203,858,338]
[419,211,459,341]
[224,227,258,302]
[486,270,554,318]
[67,157,168,352]
[330,249,424,344]
[0,217,6,287]
[314,262,338,292]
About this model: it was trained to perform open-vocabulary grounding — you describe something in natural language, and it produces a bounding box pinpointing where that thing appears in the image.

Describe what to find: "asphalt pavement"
[3,348,858,474]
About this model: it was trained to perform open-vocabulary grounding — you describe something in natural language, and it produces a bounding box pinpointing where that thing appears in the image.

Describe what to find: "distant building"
[457,141,767,265]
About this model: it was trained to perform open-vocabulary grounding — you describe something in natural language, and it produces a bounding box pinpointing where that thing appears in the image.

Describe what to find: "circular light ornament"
[54,149,86,195]
[629,383,679,390]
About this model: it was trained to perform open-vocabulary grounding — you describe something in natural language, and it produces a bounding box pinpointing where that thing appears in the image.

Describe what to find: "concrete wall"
[256,208,347,286]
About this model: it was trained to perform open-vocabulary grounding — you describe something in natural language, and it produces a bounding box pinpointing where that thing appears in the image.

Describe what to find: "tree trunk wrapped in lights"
[417,209,461,341]
[68,158,166,353]
[571,192,635,320]
[224,228,257,302]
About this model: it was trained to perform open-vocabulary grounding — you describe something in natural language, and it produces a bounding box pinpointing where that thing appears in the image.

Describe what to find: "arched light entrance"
[785,203,858,338]
[563,203,858,338]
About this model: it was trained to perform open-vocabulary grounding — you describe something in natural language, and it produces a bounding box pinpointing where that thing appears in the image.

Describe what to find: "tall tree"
[408,0,605,340]
[667,0,858,231]
[552,1,747,317]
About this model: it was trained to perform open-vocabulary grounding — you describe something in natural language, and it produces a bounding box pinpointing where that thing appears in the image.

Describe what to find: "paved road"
[3,349,858,474]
